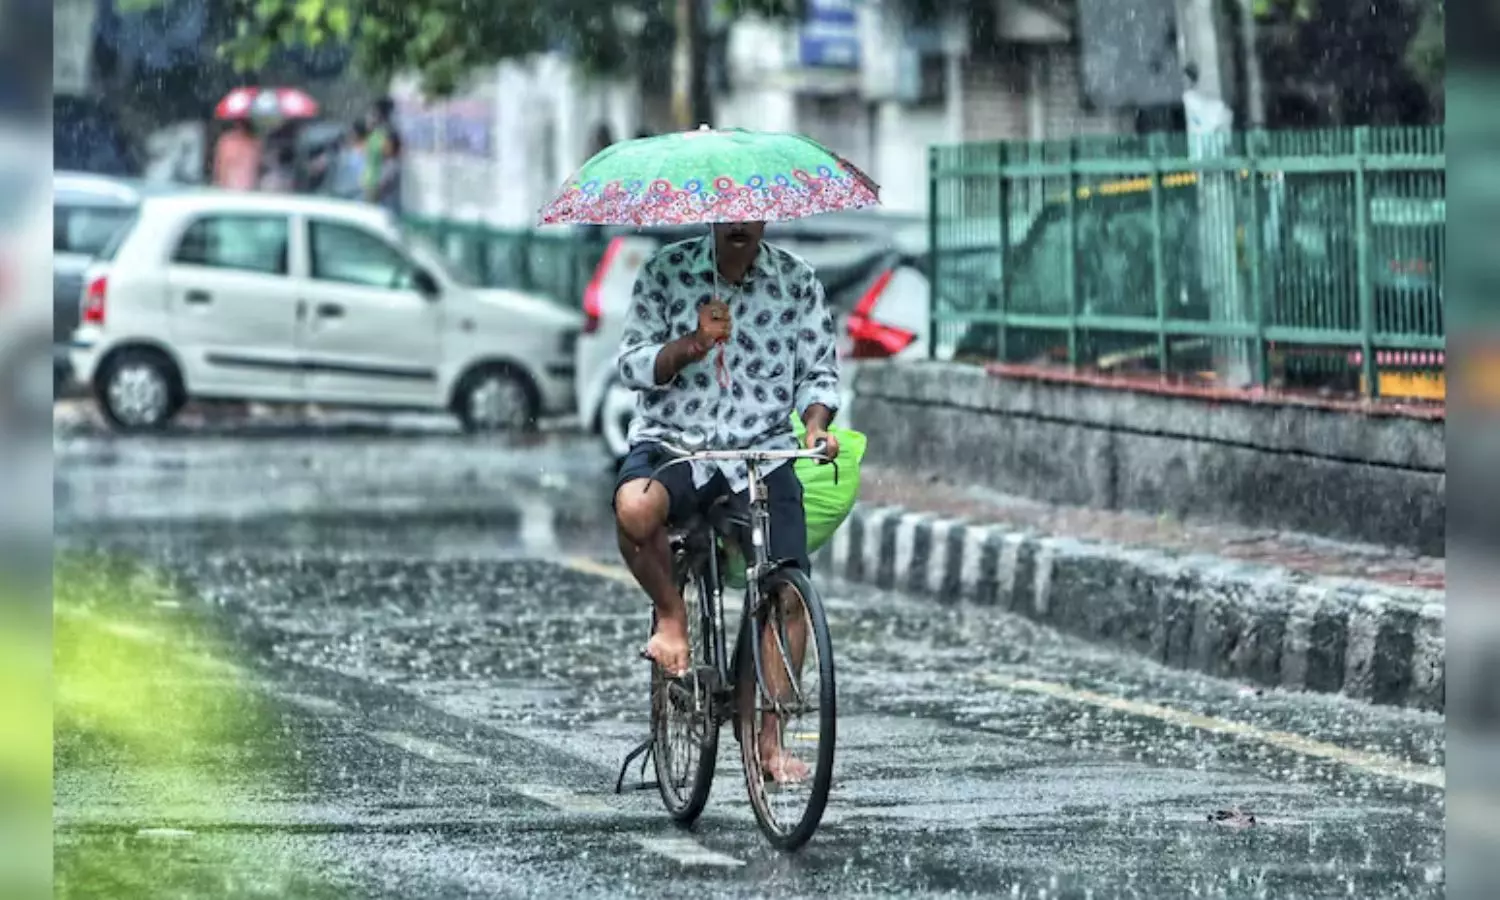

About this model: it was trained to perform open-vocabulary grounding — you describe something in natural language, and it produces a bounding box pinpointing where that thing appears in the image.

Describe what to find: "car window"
[309,219,416,290]
[55,204,137,255]
[174,214,289,275]
[400,226,478,288]
[96,210,139,263]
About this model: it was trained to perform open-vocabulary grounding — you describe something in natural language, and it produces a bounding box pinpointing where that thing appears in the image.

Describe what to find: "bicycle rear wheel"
[737,567,836,851]
[651,563,719,822]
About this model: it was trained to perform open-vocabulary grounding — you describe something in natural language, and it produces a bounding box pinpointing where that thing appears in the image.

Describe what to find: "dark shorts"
[615,442,810,572]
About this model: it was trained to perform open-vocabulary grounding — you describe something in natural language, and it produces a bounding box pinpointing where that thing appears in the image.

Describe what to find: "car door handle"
[315,303,345,319]
[184,290,212,305]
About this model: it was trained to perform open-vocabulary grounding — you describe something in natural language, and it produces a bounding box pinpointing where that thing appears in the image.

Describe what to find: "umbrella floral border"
[539,159,881,226]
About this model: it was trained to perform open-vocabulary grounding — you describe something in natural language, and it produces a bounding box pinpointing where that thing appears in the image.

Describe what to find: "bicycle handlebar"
[656,439,833,464]
[645,437,839,490]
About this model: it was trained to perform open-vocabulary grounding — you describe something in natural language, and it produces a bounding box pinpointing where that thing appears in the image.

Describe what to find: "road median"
[817,499,1443,714]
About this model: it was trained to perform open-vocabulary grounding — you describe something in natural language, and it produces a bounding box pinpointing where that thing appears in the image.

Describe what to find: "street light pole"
[671,0,712,129]
[1175,0,1250,386]
[672,0,695,129]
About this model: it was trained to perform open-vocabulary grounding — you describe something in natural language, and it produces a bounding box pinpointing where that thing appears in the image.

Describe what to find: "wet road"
[53,418,1446,899]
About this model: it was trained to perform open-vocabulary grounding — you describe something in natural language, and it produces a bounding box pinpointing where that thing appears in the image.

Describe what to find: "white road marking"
[633,836,746,868]
[369,731,486,766]
[979,673,1445,789]
[509,780,749,867]
[367,724,745,864]
[504,783,616,814]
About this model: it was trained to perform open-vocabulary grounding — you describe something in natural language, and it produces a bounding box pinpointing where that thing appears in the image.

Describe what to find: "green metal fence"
[928,126,1446,398]
[402,217,601,309]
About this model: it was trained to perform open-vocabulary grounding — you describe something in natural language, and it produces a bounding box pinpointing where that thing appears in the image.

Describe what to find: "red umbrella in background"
[215,87,319,120]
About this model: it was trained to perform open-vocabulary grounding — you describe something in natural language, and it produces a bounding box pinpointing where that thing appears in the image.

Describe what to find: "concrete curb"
[816,504,1444,713]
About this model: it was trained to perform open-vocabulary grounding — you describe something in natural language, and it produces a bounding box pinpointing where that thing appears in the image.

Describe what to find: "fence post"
[997,143,1010,363]
[928,146,941,361]
[1065,139,1079,366]
[519,230,535,294]
[1149,133,1168,373]
[1353,126,1377,398]
[1247,131,1266,388]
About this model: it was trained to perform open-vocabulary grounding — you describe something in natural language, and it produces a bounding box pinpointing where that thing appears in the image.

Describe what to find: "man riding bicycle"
[613,219,841,783]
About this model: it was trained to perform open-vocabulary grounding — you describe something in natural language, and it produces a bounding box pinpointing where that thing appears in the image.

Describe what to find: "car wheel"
[97,349,182,432]
[599,381,635,460]
[455,365,538,433]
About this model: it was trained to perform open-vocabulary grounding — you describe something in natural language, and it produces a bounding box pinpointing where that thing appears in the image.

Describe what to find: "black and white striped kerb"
[815,504,1445,713]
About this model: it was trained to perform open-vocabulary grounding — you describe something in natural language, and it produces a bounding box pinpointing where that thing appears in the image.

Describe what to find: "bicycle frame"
[653,442,835,721]
[696,459,773,716]
[615,439,835,794]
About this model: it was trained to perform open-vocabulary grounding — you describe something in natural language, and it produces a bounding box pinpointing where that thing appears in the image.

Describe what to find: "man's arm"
[616,258,711,390]
[793,279,842,432]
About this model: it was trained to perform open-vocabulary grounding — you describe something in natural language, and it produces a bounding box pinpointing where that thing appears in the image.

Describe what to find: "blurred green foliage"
[54,554,266,778]
[52,552,327,899]
[126,0,803,98]
[1254,0,1444,101]
[1403,0,1444,105]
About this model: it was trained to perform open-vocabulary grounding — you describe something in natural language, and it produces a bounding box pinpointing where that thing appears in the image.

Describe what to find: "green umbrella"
[538,125,880,226]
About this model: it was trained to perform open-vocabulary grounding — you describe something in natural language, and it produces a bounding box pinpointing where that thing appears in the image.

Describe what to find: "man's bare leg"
[615,478,690,675]
[758,582,809,782]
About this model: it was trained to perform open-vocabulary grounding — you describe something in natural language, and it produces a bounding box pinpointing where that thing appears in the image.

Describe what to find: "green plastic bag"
[791,414,867,552]
[721,415,866,588]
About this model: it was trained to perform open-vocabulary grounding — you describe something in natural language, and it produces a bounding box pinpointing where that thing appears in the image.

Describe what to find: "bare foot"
[644,623,690,676]
[760,745,810,784]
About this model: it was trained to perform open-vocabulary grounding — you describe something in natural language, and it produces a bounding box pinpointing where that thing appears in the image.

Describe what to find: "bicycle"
[614,436,839,851]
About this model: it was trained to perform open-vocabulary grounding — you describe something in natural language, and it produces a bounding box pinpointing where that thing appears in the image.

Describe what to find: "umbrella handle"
[714,344,731,389]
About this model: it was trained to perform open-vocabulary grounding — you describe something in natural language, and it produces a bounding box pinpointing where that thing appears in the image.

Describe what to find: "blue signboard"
[800,0,860,69]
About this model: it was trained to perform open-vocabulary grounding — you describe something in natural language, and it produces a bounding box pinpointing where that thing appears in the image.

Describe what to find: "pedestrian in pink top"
[213,120,262,191]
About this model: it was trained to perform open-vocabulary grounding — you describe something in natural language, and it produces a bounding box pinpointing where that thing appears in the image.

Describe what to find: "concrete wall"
[850,363,1446,556]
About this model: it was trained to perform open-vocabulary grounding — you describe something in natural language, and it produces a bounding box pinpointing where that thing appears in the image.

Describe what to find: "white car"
[70,191,580,432]
[574,214,932,460]
[54,172,152,393]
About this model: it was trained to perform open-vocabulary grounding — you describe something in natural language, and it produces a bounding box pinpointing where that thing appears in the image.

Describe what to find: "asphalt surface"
[53,410,1446,899]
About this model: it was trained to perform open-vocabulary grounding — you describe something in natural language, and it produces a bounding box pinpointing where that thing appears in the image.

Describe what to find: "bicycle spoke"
[650,565,719,822]
[770,607,807,709]
[739,569,835,850]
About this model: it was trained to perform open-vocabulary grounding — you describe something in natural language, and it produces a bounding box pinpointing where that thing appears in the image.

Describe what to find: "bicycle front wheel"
[651,564,719,823]
[737,566,836,851]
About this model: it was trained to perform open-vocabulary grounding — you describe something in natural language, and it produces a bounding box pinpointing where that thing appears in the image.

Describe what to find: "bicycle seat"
[706,496,750,535]
[670,496,738,549]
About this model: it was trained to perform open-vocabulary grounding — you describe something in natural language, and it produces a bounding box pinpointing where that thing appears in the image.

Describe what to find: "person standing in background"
[363,97,402,211]
[318,121,369,199]
[259,144,297,192]
[212,119,261,191]
[370,131,403,213]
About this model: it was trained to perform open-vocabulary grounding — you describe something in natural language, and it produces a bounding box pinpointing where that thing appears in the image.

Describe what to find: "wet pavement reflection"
[54,424,1445,898]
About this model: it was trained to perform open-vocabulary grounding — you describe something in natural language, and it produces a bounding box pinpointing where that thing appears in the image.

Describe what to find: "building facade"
[399,0,1152,224]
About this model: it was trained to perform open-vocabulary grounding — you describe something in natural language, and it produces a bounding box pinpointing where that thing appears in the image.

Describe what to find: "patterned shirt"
[617,235,841,493]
